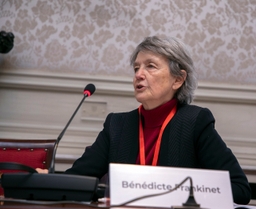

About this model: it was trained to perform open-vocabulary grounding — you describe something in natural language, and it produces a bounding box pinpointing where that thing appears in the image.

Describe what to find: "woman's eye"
[134,67,139,72]
[147,64,156,69]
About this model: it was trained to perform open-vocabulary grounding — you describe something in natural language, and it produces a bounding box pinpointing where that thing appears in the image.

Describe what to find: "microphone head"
[83,83,96,97]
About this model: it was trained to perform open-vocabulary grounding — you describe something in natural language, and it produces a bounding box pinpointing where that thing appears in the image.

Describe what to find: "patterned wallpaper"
[0,0,256,85]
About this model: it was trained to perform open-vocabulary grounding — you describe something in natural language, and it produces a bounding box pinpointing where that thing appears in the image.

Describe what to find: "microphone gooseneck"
[171,177,203,209]
[48,84,96,173]
[118,176,202,208]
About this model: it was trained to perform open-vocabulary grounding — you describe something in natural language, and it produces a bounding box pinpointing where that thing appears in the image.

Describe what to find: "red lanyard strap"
[138,104,177,166]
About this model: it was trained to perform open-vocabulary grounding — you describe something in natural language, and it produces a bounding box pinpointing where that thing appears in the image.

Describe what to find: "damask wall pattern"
[0,0,256,84]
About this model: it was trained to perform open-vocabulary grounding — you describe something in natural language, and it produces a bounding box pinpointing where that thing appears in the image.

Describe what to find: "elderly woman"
[40,36,251,204]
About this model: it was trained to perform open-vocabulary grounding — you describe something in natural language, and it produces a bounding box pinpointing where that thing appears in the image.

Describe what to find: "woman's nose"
[135,67,145,79]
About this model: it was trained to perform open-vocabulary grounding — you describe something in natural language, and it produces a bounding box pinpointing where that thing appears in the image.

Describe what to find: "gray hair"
[130,36,197,104]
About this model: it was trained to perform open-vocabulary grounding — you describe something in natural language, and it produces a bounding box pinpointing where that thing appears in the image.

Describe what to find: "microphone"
[48,83,96,173]
[1,84,100,202]
[171,177,205,209]
[83,83,95,97]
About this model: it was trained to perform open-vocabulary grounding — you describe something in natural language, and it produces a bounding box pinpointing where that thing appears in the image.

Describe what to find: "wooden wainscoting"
[0,69,256,174]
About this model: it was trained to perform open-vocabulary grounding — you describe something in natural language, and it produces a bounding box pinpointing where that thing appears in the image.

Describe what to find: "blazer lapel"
[114,110,139,164]
[158,115,181,167]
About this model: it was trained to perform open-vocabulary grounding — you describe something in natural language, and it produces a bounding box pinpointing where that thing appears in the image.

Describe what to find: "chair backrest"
[0,138,56,170]
[0,138,57,195]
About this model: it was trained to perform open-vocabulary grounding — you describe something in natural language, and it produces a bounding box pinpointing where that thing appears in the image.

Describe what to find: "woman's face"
[133,50,184,110]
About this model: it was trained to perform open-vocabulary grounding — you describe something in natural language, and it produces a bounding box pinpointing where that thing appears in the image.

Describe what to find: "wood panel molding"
[1,69,256,171]
[1,69,256,103]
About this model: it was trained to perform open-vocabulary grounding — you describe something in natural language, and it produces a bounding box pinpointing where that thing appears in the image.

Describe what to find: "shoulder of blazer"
[177,103,203,112]
[105,108,139,138]
[107,108,139,163]
[174,103,216,140]
[107,108,139,124]
[176,103,214,121]
[172,103,215,135]
[175,103,203,120]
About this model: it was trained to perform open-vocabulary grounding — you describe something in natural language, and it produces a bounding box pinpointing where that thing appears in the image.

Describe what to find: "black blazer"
[66,104,251,204]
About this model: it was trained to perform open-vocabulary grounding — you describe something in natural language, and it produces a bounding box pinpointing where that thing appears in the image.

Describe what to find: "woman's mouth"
[136,84,146,91]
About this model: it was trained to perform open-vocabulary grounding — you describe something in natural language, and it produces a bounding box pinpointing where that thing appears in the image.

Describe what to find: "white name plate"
[109,163,234,209]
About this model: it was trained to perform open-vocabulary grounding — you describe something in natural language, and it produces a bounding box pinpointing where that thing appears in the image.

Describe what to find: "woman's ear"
[172,70,187,90]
